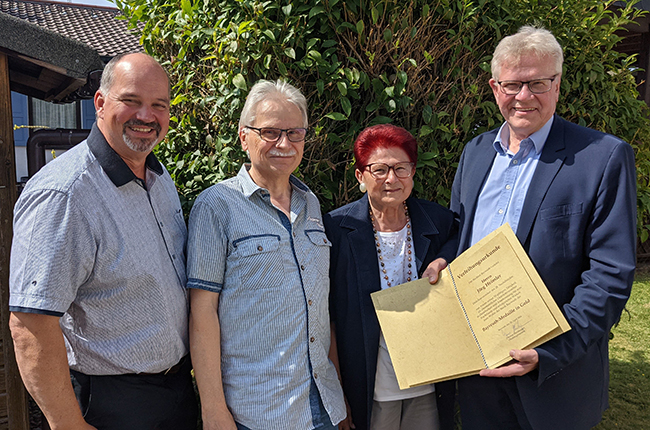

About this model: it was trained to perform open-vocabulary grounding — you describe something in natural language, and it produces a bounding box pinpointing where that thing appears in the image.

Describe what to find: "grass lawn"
[594,266,650,429]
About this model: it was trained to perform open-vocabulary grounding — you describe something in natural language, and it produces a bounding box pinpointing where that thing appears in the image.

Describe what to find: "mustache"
[124,119,161,133]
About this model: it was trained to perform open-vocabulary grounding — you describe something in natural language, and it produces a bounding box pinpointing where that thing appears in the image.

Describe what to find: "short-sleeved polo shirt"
[9,124,189,375]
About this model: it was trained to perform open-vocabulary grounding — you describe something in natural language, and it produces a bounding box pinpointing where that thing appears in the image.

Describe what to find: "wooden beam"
[0,52,30,430]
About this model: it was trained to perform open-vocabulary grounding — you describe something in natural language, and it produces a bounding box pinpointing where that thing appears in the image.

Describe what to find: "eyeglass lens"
[368,162,413,178]
[500,79,553,95]
[255,127,307,142]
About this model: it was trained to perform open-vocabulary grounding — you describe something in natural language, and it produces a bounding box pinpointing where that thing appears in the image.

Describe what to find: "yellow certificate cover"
[371,224,571,388]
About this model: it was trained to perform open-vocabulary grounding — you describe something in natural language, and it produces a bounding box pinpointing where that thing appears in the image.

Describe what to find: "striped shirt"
[187,164,346,429]
[9,124,189,374]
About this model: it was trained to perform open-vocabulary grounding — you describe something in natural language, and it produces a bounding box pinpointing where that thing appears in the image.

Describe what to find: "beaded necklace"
[369,201,413,288]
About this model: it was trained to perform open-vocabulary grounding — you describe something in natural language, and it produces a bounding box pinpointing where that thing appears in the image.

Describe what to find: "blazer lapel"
[407,198,439,275]
[339,195,381,299]
[460,134,498,250]
[516,115,568,246]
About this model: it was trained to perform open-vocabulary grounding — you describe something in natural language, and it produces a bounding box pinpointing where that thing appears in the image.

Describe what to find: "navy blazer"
[324,194,458,430]
[452,115,636,429]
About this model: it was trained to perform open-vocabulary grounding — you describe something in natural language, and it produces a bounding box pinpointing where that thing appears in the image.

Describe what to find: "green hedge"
[117,0,650,240]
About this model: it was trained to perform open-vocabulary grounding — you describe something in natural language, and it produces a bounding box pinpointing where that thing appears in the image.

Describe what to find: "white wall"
[14,147,64,183]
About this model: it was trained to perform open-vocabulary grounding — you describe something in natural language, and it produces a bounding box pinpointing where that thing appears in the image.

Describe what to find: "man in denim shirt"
[187,80,346,429]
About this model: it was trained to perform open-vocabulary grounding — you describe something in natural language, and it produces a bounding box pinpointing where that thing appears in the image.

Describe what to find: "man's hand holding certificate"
[371,224,570,388]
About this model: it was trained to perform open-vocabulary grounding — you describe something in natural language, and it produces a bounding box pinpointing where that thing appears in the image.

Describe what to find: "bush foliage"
[117,0,650,240]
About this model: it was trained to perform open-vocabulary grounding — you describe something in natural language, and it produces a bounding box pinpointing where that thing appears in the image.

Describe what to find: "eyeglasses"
[497,75,558,95]
[244,126,308,143]
[364,162,415,179]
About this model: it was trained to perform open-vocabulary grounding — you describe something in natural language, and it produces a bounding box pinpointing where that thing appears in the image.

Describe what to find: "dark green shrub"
[117,0,650,240]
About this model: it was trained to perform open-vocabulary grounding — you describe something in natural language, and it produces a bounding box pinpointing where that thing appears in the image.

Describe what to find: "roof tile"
[1,0,142,58]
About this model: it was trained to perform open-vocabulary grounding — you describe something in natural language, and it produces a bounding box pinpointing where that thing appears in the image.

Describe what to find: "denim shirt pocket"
[230,234,284,290]
[304,229,332,280]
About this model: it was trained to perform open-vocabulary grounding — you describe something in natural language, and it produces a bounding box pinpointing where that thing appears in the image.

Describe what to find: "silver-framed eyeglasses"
[364,162,415,179]
[244,126,308,143]
[497,75,558,95]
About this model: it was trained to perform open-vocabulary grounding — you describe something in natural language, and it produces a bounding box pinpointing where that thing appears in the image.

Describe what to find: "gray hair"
[491,26,564,80]
[99,53,169,94]
[239,79,308,130]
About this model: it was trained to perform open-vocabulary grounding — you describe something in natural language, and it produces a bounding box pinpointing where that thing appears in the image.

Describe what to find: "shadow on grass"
[596,350,650,430]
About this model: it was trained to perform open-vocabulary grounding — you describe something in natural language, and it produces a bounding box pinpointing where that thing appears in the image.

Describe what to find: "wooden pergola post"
[0,51,30,430]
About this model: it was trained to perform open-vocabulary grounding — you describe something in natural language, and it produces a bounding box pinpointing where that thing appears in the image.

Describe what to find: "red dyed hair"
[353,124,418,171]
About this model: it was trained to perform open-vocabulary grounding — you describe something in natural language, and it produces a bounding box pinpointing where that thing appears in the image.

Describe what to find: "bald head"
[99,53,170,96]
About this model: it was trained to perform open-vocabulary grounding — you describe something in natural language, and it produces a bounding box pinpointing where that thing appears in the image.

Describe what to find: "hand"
[50,418,97,430]
[338,396,356,429]
[422,258,448,284]
[202,408,237,430]
[479,349,539,377]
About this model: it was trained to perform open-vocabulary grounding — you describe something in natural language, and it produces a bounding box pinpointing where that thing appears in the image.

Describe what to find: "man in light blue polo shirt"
[188,80,346,430]
[9,53,198,430]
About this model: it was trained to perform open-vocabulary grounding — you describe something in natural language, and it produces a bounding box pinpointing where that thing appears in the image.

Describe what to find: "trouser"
[70,355,199,430]
[369,392,440,430]
[458,375,533,430]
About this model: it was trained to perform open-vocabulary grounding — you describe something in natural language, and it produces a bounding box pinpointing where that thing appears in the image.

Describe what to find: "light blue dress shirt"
[470,117,554,246]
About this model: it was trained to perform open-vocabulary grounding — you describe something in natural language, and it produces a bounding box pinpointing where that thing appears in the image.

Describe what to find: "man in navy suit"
[451,26,636,430]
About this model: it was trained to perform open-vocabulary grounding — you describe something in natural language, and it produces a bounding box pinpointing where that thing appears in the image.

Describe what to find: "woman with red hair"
[324,124,458,430]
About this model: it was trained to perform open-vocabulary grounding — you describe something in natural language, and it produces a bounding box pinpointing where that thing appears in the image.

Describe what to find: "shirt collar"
[493,115,555,156]
[87,122,163,187]
[237,164,309,198]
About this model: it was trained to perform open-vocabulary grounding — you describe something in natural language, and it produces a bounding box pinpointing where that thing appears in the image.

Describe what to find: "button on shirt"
[9,124,189,374]
[470,117,554,246]
[186,165,345,430]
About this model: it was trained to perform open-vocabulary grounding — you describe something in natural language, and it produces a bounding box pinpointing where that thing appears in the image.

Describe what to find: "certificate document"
[371,224,571,388]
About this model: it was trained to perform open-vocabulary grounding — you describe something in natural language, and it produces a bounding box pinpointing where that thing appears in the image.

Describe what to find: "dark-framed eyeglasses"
[497,75,558,95]
[244,126,308,143]
[364,162,415,179]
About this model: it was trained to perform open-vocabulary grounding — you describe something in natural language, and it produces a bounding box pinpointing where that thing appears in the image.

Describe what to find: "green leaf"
[232,74,247,90]
[398,71,408,86]
[237,21,250,35]
[171,94,188,106]
[356,20,365,35]
[282,4,292,15]
[419,125,433,137]
[383,29,392,42]
[371,7,379,24]
[341,97,352,116]
[181,0,192,16]
[337,81,348,96]
[263,29,276,42]
[422,106,433,124]
[337,22,357,32]
[285,48,296,59]
[309,6,324,18]
[277,60,287,75]
[325,112,347,121]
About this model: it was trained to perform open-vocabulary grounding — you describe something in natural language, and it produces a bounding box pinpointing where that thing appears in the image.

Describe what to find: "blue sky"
[68,0,116,8]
